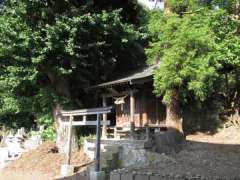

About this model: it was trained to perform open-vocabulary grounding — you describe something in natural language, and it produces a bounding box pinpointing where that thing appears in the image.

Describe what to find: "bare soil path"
[0,127,239,180]
[138,126,240,179]
[0,142,90,180]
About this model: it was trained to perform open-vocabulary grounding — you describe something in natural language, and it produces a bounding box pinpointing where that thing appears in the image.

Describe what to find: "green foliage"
[37,114,53,127]
[210,10,240,71]
[146,10,217,104]
[41,126,56,141]
[165,0,240,16]
[211,0,240,14]
[167,0,199,14]
[37,114,56,140]
[0,0,146,130]
[146,5,240,127]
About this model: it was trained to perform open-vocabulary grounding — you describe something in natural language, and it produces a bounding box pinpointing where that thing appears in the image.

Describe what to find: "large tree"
[146,10,217,133]
[146,1,240,134]
[0,0,146,147]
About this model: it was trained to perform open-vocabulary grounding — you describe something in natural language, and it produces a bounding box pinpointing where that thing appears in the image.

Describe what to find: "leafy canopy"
[0,0,146,129]
[146,0,240,105]
[146,10,218,104]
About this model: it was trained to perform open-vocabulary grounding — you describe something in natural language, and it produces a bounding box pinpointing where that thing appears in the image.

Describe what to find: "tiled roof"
[91,63,160,88]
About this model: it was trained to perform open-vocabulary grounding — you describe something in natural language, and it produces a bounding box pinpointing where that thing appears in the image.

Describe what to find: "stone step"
[104,146,120,153]
[101,152,113,161]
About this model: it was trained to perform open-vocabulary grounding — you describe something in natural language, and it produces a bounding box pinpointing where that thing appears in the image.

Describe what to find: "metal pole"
[95,114,101,172]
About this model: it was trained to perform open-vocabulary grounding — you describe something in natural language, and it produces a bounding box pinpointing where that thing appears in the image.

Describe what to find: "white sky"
[138,0,164,10]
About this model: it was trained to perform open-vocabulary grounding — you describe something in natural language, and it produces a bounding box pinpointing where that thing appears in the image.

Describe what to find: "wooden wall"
[115,87,166,128]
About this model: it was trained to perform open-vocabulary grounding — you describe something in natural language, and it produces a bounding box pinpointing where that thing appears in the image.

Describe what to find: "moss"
[147,152,156,164]
[116,158,123,169]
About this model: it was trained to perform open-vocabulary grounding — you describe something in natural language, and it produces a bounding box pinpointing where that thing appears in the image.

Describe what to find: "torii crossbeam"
[60,106,112,174]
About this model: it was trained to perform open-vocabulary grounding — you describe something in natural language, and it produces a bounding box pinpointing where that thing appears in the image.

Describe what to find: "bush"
[41,126,56,141]
[37,114,56,141]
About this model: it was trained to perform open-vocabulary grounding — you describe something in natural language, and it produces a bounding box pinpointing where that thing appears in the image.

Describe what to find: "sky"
[138,0,164,10]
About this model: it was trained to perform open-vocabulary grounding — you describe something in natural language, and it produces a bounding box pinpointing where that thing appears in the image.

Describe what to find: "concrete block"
[110,173,121,180]
[60,164,74,177]
[150,175,170,180]
[135,174,149,180]
[150,176,161,180]
[121,173,134,180]
[90,171,105,180]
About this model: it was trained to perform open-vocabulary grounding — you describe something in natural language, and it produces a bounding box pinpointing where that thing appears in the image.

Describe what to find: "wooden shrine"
[90,63,167,139]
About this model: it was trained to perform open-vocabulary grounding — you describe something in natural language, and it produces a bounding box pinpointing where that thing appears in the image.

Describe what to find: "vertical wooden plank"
[102,94,107,139]
[143,89,148,126]
[146,125,150,141]
[95,114,101,172]
[156,97,159,125]
[83,115,87,122]
[66,116,73,165]
[130,89,135,138]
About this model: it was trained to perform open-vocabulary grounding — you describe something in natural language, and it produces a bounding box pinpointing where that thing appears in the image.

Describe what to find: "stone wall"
[110,170,231,180]
[55,173,87,180]
[83,139,167,168]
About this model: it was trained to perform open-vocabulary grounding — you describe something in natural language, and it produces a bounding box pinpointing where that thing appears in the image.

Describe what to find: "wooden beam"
[61,120,110,126]
[61,107,112,117]
[103,89,138,98]
[130,76,152,85]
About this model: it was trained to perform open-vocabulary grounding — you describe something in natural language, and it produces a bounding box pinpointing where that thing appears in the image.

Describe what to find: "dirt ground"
[0,142,90,180]
[136,126,240,179]
[0,126,239,180]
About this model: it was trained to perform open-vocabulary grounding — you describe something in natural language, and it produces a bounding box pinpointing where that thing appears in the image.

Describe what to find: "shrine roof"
[90,63,160,89]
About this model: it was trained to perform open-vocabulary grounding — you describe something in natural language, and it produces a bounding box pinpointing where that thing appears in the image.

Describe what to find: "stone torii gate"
[59,107,112,180]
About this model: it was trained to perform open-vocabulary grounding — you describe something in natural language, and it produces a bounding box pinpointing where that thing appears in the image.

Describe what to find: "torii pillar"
[102,95,107,139]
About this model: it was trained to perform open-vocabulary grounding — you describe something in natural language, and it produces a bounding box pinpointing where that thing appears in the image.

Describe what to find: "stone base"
[60,164,74,177]
[90,171,105,180]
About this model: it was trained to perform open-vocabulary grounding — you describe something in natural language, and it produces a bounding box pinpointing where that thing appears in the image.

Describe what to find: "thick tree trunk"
[42,66,78,153]
[166,89,183,134]
[53,104,78,154]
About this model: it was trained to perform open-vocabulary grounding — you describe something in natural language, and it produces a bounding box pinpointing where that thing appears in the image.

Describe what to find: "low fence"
[110,169,236,180]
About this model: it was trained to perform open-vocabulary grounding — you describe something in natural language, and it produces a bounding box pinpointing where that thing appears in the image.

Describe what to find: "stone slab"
[110,173,121,180]
[121,173,134,180]
[90,171,105,180]
[149,176,159,180]
[135,174,149,180]
[60,164,74,177]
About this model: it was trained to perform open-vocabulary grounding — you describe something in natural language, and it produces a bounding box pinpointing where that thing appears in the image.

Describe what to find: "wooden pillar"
[156,97,159,125]
[130,89,135,138]
[102,95,107,139]
[95,114,101,172]
[83,115,87,122]
[146,125,150,141]
[66,116,73,165]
